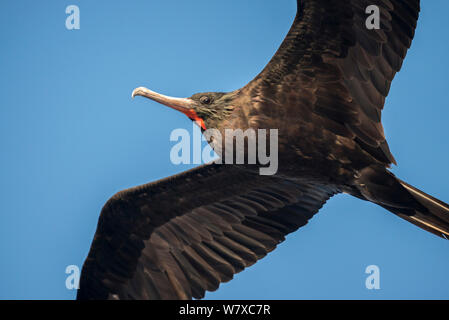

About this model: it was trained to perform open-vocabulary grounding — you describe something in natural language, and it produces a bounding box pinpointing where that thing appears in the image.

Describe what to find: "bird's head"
[132,87,236,130]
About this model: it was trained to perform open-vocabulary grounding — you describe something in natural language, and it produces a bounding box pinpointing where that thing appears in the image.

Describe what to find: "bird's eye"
[200,96,211,104]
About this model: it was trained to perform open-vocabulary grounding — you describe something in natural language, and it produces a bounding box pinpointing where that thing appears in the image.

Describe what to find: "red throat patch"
[181,109,206,130]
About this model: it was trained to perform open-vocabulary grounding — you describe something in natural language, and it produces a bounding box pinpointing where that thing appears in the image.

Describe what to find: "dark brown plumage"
[77,0,449,300]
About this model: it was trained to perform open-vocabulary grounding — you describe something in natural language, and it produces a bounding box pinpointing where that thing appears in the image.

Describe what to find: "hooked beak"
[131,86,206,130]
[132,87,196,113]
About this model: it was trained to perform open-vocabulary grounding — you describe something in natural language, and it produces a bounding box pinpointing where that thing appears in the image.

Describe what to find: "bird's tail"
[387,179,449,239]
[354,165,449,239]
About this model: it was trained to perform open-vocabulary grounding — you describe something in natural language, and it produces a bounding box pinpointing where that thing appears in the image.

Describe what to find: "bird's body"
[230,90,378,183]
[77,0,449,300]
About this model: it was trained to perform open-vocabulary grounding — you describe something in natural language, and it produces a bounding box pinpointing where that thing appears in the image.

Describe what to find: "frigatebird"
[77,0,449,300]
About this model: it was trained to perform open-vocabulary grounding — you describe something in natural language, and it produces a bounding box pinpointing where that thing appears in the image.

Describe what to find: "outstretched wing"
[77,164,338,300]
[242,0,420,165]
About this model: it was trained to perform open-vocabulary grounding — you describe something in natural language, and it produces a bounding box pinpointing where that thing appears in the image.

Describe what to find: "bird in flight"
[77,0,448,300]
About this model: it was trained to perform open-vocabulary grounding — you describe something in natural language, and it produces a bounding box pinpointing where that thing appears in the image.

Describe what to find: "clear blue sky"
[1,0,448,300]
